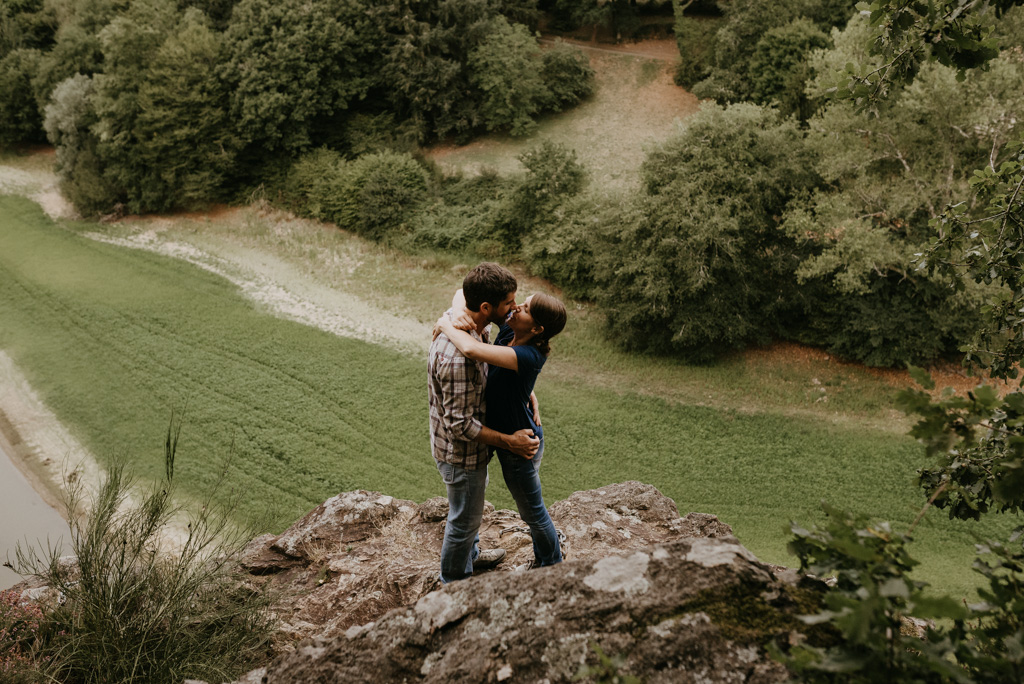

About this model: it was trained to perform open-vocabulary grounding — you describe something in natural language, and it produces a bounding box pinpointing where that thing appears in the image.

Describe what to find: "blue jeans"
[436,459,489,584]
[497,439,562,567]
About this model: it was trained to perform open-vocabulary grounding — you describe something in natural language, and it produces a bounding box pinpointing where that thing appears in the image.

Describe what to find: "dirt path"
[0,153,76,221]
[87,216,432,356]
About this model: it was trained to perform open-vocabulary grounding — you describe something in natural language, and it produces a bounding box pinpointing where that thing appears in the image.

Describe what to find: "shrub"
[673,12,722,88]
[340,112,419,157]
[408,200,500,251]
[44,74,122,217]
[521,193,628,300]
[793,272,981,367]
[0,589,49,682]
[596,103,819,361]
[288,149,428,240]
[496,141,587,249]
[748,18,829,119]
[776,505,968,681]
[10,421,276,684]
[283,147,348,220]
[539,41,595,111]
[345,150,430,240]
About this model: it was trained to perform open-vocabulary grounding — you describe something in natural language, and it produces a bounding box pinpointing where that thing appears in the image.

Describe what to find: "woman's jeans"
[496,439,562,567]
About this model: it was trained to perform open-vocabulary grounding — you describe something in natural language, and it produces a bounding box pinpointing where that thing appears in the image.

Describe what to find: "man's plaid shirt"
[428,312,490,470]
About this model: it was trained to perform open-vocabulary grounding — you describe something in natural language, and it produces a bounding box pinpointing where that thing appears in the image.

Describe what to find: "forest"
[2,0,1022,367]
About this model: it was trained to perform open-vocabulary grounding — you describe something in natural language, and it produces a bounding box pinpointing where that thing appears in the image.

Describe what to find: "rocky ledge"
[226,481,829,683]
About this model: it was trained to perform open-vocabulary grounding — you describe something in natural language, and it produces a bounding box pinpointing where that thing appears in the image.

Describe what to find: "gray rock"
[258,536,801,683]
[241,481,802,668]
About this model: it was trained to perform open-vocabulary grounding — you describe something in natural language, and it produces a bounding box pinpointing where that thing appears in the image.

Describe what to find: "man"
[428,262,540,584]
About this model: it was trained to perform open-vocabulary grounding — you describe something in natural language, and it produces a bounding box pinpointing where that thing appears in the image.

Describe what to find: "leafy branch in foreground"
[8,416,276,683]
[827,0,1017,104]
[777,505,967,682]
[776,504,1024,682]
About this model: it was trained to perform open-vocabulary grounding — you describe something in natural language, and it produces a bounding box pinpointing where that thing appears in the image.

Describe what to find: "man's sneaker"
[473,548,506,571]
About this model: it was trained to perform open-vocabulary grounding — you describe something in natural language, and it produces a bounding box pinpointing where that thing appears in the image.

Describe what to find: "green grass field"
[1,193,1018,603]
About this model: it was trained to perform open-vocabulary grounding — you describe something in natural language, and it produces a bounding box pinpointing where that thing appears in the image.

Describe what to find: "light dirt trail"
[84,227,432,357]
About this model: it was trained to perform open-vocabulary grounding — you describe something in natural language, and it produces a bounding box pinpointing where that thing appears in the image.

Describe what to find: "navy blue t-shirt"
[485,324,545,439]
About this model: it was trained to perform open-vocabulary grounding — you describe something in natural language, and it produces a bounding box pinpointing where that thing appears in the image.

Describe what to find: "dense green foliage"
[597,104,818,360]
[764,1,1024,680]
[0,0,595,215]
[678,0,857,112]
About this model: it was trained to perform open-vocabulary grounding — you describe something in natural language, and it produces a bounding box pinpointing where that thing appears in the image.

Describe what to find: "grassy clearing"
[425,46,699,194]
[1,194,1018,602]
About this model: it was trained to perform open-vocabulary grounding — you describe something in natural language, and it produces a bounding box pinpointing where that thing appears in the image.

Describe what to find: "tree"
[131,9,238,211]
[220,0,373,157]
[467,17,548,136]
[0,48,45,145]
[371,0,505,140]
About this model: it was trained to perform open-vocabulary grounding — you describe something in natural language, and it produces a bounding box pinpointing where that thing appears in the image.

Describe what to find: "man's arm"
[437,353,486,444]
[530,391,541,426]
[474,425,540,459]
[437,346,539,459]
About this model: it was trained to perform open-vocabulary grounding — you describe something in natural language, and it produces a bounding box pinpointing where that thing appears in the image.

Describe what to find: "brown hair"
[528,293,567,357]
[463,262,517,312]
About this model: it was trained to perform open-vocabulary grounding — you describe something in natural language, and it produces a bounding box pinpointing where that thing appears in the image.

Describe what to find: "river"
[0,440,70,590]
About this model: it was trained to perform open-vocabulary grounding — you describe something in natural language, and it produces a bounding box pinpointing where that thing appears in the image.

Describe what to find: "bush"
[283,147,348,220]
[408,200,500,251]
[43,74,122,217]
[340,112,419,157]
[0,589,49,682]
[9,422,276,683]
[287,149,429,240]
[794,273,982,367]
[748,18,829,118]
[521,193,627,299]
[539,41,595,111]
[495,141,587,248]
[673,13,722,88]
[595,103,819,361]
[349,151,431,240]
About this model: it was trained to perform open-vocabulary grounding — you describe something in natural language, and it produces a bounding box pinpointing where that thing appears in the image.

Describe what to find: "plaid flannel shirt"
[428,311,491,470]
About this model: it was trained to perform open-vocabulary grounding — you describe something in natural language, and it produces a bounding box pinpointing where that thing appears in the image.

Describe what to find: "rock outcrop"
[231,482,826,683]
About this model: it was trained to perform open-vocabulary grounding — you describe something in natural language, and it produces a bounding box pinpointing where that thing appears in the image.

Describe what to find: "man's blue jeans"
[437,459,489,584]
[496,439,562,567]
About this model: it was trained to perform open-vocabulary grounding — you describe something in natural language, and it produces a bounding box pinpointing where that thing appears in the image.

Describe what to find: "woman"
[437,290,568,568]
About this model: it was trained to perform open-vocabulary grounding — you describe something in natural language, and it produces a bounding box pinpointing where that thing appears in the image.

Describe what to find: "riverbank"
[0,352,83,588]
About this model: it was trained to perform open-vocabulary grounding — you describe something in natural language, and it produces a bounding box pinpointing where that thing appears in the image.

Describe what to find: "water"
[0,442,70,590]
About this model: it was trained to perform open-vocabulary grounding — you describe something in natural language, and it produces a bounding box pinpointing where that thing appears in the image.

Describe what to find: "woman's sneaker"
[473,548,507,571]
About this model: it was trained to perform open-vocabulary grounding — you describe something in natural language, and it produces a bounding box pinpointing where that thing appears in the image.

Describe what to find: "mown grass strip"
[0,195,1013,599]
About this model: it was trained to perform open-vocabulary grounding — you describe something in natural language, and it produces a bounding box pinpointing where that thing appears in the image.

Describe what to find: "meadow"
[0,190,1018,603]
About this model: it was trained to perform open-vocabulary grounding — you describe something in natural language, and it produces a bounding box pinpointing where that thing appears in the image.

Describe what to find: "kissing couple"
[428,262,567,584]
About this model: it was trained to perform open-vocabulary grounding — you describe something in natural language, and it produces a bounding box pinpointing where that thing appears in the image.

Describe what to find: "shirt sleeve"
[513,344,545,373]
[436,350,484,442]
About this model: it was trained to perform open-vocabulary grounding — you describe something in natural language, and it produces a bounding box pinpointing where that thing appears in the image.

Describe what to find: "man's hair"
[463,262,517,312]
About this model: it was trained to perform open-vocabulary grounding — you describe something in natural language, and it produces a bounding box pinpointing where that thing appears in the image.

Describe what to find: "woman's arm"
[449,288,474,331]
[437,317,519,371]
